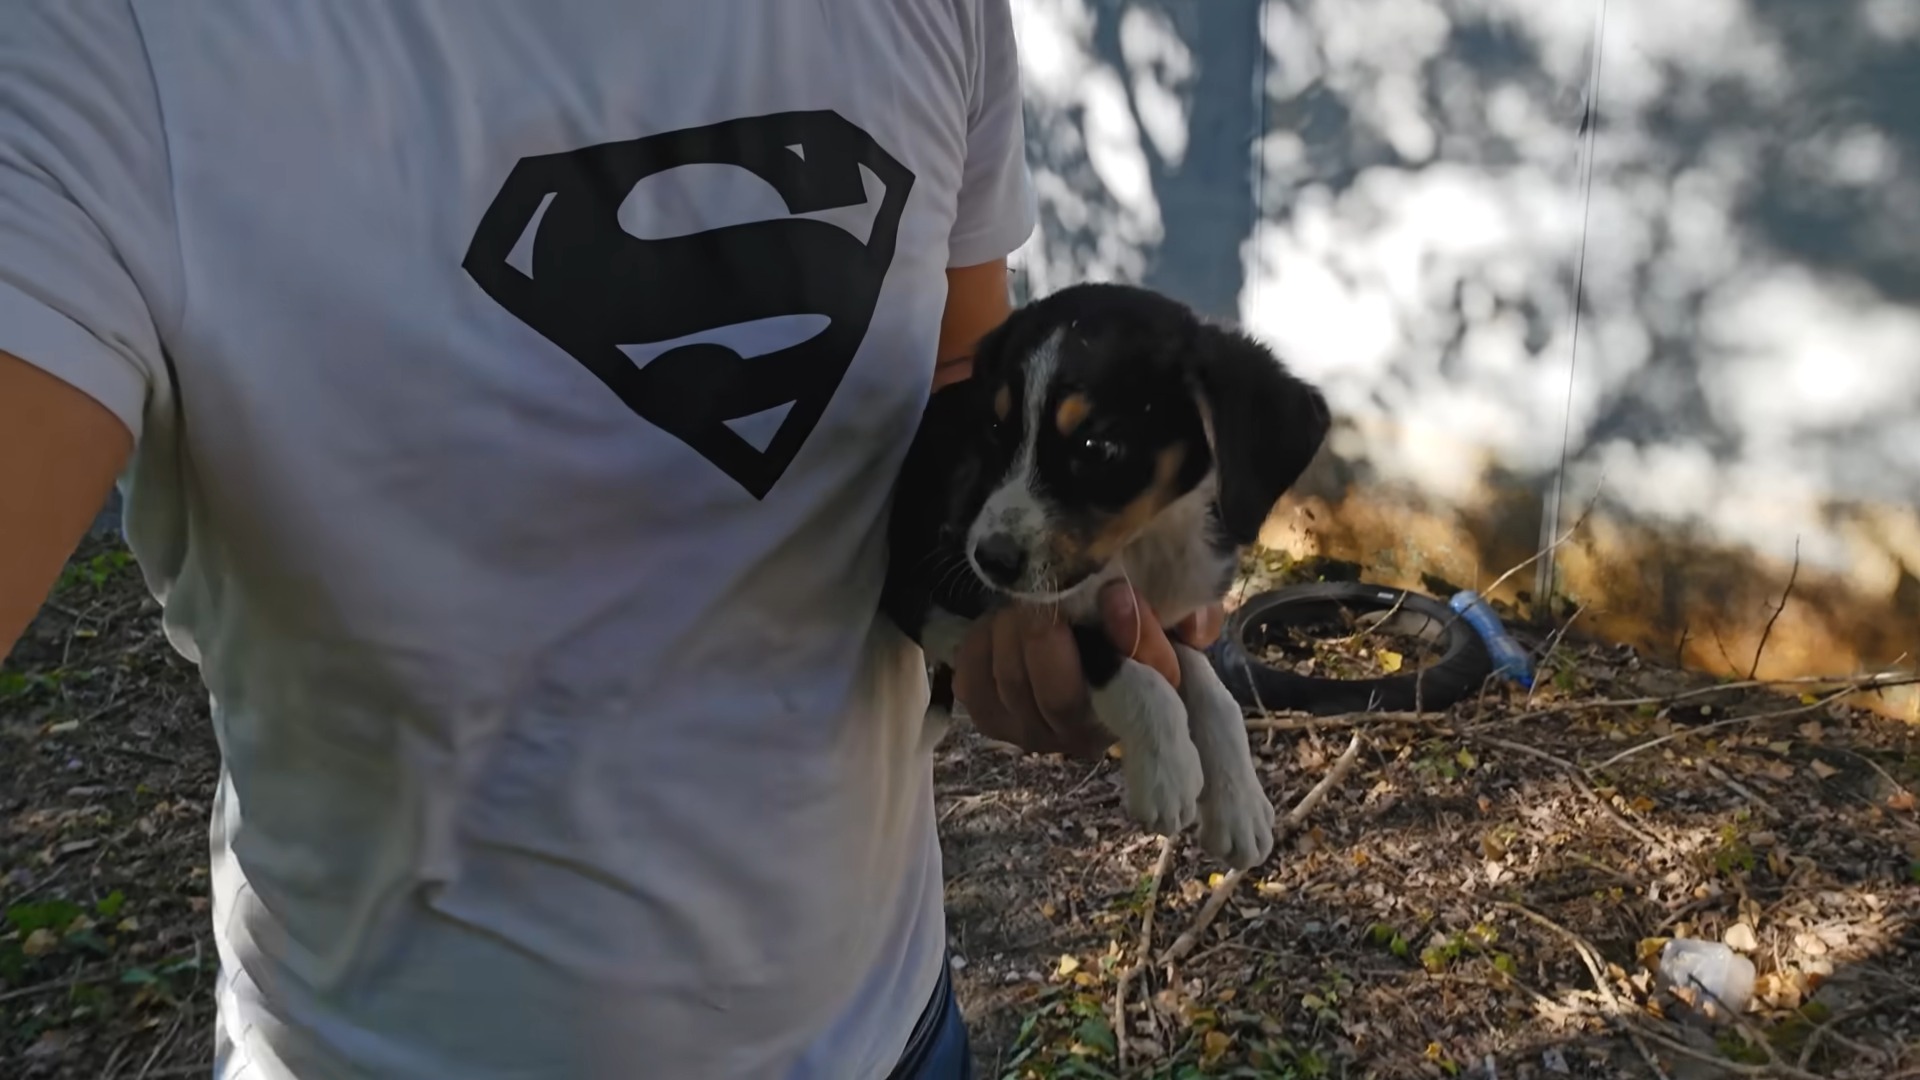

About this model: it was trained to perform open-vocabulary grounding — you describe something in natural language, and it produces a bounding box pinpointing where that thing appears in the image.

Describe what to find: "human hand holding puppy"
[951,581,1224,758]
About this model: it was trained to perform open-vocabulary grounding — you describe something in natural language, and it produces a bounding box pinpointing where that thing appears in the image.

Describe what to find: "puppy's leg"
[919,608,972,670]
[1074,627,1203,836]
[916,608,974,748]
[1174,643,1276,869]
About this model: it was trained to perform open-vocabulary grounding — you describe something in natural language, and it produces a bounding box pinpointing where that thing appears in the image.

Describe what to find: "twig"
[1246,670,1920,741]
[1529,670,1919,724]
[1527,601,1591,706]
[1114,835,1176,1072]
[98,742,182,767]
[73,670,126,725]
[1678,964,1830,1080]
[1242,709,1435,732]
[1159,732,1363,965]
[1590,683,1878,771]
[1470,734,1663,849]
[1481,476,1605,602]
[1825,744,1919,809]
[1797,996,1903,1070]
[101,1037,131,1080]
[1631,1026,1825,1080]
[1334,589,1411,650]
[1700,760,1780,821]
[1749,537,1800,681]
[0,966,109,1004]
[0,861,71,914]
[1712,625,1742,678]
[1493,903,1673,1080]
[1505,901,1830,1080]
[135,1009,184,1080]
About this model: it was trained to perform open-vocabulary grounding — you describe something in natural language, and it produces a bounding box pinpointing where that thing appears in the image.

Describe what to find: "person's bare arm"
[934,258,1011,391]
[0,349,134,660]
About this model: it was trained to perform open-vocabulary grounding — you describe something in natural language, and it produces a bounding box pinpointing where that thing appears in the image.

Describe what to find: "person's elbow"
[0,350,134,662]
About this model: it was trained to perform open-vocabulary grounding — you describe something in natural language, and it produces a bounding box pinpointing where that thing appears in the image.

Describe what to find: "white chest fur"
[1059,480,1233,627]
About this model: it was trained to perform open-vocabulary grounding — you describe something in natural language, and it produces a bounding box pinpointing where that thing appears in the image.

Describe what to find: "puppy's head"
[952,283,1331,601]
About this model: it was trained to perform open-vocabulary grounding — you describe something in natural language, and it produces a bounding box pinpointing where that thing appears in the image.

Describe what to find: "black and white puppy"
[882,282,1332,870]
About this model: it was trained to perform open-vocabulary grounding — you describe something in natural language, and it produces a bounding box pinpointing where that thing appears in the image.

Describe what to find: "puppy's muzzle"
[971,532,1027,589]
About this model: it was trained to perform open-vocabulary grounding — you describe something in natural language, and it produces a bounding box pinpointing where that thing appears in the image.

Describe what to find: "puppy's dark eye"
[1076,436,1125,465]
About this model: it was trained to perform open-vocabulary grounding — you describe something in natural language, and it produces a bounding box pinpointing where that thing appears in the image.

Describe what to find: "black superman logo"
[462,111,915,498]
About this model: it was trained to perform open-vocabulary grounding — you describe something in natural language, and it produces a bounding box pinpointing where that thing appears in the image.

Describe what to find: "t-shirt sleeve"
[0,3,178,442]
[947,0,1038,269]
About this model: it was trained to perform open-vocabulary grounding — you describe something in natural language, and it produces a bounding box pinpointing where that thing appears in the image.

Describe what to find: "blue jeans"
[887,954,972,1080]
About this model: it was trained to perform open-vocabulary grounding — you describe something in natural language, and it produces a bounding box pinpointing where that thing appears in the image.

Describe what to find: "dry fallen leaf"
[22,928,59,957]
[1809,760,1840,780]
[1755,970,1806,1010]
[1723,922,1759,952]
[1794,932,1829,958]
[1202,1029,1232,1064]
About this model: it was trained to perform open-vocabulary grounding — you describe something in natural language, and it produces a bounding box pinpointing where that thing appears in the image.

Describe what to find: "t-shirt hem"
[947,195,1039,269]
[0,278,148,441]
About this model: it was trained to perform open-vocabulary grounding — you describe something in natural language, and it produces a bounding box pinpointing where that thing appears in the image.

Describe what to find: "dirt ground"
[4,536,1919,1078]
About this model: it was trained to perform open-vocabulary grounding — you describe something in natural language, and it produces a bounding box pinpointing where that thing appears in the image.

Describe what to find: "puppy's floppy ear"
[1185,324,1332,546]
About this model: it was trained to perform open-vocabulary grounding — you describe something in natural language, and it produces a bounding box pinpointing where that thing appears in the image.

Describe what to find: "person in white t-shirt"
[0,3,1222,1077]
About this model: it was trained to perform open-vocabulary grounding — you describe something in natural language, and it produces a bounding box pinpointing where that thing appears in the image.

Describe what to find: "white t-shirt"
[0,3,1034,1077]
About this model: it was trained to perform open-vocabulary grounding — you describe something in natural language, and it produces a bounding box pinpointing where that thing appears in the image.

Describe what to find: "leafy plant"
[1364,922,1412,961]
[58,549,133,591]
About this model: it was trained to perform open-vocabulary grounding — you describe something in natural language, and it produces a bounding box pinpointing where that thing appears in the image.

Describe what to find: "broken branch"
[1159,731,1363,965]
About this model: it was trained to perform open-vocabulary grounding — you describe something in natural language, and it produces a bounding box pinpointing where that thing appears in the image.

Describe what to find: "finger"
[1172,602,1225,649]
[954,615,1067,754]
[990,608,1046,732]
[1020,609,1092,734]
[949,616,999,722]
[1099,581,1181,688]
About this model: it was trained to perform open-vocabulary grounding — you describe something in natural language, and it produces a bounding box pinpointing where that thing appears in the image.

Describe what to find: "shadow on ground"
[936,571,1920,1079]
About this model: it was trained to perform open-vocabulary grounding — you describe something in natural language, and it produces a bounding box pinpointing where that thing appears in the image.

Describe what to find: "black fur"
[881,283,1330,699]
[1185,322,1332,545]
[879,377,997,645]
[1069,624,1125,688]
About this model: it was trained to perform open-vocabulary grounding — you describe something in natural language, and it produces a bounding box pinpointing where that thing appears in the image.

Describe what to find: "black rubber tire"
[1207,581,1493,715]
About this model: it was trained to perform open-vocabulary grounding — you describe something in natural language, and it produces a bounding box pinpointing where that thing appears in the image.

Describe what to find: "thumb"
[1098,580,1181,689]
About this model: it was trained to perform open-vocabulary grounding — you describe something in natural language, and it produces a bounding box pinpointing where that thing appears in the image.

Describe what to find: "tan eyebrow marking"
[993,384,1012,421]
[1054,393,1092,435]
[1079,444,1189,563]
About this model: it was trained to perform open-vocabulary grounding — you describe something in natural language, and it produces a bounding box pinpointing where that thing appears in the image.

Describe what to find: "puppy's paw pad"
[1198,779,1276,870]
[1121,737,1204,837]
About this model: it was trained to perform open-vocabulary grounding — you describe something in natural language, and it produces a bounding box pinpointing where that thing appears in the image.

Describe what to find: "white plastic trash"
[1658,938,1756,1018]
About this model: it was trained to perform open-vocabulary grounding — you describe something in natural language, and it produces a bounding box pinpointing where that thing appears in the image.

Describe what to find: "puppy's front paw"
[1120,733,1204,836]
[1170,642,1276,870]
[1197,769,1275,870]
[1091,658,1203,837]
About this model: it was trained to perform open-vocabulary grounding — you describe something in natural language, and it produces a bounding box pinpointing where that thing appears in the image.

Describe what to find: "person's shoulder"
[2,0,145,56]
[1,1,156,123]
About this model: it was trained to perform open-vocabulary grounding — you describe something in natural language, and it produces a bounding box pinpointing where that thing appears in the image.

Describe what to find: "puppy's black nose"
[973,533,1028,587]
